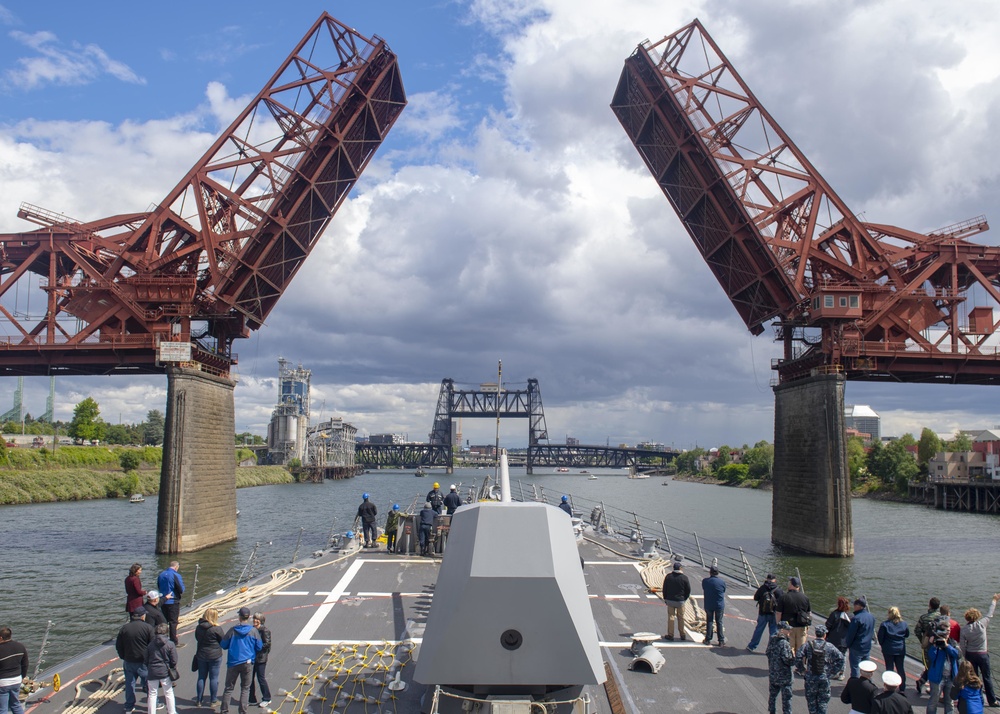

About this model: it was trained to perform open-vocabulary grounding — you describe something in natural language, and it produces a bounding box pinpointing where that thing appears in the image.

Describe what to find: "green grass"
[0,464,293,505]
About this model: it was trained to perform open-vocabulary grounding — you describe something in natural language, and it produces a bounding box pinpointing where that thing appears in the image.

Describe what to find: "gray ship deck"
[26,526,926,714]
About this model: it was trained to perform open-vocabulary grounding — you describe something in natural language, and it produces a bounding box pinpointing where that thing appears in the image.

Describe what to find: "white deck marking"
[584,561,640,565]
[292,559,365,645]
[599,641,705,648]
[604,594,641,600]
[355,592,428,598]
[729,595,755,600]
[273,591,310,596]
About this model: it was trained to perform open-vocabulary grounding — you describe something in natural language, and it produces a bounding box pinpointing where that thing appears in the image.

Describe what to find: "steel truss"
[613,20,1000,385]
[0,13,405,376]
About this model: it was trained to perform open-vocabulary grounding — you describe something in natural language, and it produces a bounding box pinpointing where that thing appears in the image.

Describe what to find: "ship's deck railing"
[512,480,760,588]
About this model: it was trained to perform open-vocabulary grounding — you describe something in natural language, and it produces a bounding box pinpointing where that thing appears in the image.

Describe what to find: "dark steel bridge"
[354,377,678,472]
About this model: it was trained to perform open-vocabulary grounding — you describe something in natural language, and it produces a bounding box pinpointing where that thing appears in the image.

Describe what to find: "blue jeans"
[927,679,954,714]
[249,661,270,703]
[705,608,725,644]
[0,682,24,714]
[197,656,221,703]
[122,660,148,711]
[748,613,777,650]
[849,646,870,679]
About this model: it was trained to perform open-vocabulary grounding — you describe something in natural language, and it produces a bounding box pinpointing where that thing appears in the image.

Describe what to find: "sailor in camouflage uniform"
[767,620,796,714]
[795,624,845,714]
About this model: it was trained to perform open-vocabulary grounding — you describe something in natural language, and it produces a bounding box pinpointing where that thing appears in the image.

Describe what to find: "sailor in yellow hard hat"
[427,482,444,514]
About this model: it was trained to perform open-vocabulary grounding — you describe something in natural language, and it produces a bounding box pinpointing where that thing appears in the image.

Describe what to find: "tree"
[867,439,918,491]
[846,436,868,485]
[946,431,973,452]
[712,445,732,472]
[674,447,705,475]
[743,441,774,479]
[144,410,165,445]
[69,397,105,442]
[897,432,917,448]
[119,450,141,472]
[917,428,941,466]
[717,463,750,484]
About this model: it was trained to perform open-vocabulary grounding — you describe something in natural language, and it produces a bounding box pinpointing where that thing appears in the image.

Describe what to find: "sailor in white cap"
[443,484,462,515]
[839,660,878,714]
[871,670,910,714]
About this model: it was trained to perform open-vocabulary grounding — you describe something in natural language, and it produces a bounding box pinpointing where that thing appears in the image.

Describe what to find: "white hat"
[881,670,902,687]
[859,661,877,673]
[449,484,456,490]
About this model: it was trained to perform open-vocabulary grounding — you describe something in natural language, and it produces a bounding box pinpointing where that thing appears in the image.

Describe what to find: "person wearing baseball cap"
[766,620,796,714]
[143,590,167,630]
[840,660,878,714]
[845,596,876,680]
[871,670,910,713]
[219,607,263,714]
[795,623,844,714]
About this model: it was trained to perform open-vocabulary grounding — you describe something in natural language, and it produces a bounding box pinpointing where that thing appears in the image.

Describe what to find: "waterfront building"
[304,417,358,470]
[844,404,880,442]
[928,451,1000,481]
[369,433,406,445]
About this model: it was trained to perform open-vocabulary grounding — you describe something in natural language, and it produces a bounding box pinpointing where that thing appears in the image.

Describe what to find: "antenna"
[494,360,502,485]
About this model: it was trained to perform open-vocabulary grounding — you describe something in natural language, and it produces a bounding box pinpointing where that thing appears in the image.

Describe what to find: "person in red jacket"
[125,563,146,615]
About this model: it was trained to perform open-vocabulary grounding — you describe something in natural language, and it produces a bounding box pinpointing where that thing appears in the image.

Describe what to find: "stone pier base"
[156,367,237,554]
[772,374,853,557]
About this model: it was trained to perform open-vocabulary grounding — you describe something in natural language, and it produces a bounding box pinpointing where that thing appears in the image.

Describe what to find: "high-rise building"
[844,404,880,442]
[267,358,311,465]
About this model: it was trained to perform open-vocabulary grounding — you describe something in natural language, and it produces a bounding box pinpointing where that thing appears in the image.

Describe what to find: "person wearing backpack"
[915,597,943,694]
[219,607,263,714]
[747,573,782,652]
[795,624,844,714]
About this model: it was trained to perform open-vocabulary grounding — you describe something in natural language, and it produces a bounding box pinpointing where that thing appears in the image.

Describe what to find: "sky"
[1,0,1000,449]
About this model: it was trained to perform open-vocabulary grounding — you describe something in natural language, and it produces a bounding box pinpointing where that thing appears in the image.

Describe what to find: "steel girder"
[612,20,1000,384]
[0,13,405,376]
[353,442,678,469]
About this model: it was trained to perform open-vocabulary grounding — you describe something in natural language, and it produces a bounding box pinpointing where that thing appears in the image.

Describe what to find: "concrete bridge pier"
[772,373,853,557]
[156,367,238,554]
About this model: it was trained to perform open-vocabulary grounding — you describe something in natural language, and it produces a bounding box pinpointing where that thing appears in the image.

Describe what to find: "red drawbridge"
[613,20,1000,385]
[0,13,405,377]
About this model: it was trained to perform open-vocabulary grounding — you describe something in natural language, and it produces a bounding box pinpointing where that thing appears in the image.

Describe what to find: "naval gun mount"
[414,501,605,712]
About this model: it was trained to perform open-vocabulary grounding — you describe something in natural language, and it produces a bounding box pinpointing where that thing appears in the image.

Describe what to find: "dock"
[910,477,1000,513]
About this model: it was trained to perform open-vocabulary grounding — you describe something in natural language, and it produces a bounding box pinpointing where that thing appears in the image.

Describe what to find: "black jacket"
[840,676,878,714]
[826,609,854,649]
[427,489,444,512]
[419,507,437,527]
[116,619,155,664]
[0,639,28,680]
[780,590,812,627]
[144,602,167,629]
[145,634,178,680]
[356,501,377,524]
[195,619,225,662]
[661,571,691,603]
[256,625,271,665]
[443,492,462,514]
[870,690,914,714]
[754,581,783,616]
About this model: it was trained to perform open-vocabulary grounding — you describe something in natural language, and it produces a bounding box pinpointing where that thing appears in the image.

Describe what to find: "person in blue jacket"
[419,502,437,556]
[701,566,727,646]
[219,607,263,714]
[876,606,910,692]
[558,495,573,516]
[844,596,876,679]
[926,633,960,714]
[156,562,185,645]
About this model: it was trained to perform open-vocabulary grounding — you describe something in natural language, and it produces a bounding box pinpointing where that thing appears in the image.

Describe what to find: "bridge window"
[812,297,820,310]
[824,296,834,308]
[849,295,859,308]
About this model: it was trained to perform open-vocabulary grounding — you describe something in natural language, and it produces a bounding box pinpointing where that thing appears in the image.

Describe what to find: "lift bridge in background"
[354,378,679,474]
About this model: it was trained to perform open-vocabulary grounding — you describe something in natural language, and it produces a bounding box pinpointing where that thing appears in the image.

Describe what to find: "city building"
[844,404,880,443]
[566,436,580,447]
[266,358,311,465]
[368,433,406,445]
[928,451,1000,480]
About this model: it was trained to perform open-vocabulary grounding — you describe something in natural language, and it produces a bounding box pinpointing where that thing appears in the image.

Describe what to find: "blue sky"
[1,0,1000,448]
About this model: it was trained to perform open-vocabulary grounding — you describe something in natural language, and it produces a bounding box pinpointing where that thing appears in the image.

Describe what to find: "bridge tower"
[0,13,406,552]
[614,20,1000,555]
[430,378,550,474]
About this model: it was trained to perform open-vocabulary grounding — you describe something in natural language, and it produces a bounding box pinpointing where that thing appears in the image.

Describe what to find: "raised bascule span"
[0,13,406,552]
[612,20,999,555]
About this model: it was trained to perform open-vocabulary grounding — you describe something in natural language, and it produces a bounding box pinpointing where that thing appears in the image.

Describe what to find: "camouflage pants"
[804,675,831,714]
[768,682,792,714]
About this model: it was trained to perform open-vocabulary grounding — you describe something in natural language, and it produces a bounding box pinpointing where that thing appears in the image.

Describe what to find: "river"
[2,468,998,671]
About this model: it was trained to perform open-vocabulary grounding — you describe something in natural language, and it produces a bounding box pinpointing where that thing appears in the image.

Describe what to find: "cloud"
[3,0,1000,451]
[0,4,15,26]
[3,29,145,90]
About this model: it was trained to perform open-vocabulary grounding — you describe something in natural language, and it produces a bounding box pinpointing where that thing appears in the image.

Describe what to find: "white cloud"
[3,30,145,89]
[3,0,1000,450]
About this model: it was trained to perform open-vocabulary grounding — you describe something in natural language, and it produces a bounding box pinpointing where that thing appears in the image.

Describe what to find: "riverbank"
[668,471,923,503]
[0,465,294,504]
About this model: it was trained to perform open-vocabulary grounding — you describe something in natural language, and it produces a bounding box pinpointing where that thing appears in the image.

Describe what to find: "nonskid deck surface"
[27,533,927,714]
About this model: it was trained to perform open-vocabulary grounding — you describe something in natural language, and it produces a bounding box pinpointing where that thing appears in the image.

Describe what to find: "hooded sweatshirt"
[220,622,263,666]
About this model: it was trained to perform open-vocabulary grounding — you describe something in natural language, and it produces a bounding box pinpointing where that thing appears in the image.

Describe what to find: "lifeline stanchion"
[693,532,706,567]
[291,527,304,563]
[189,564,200,607]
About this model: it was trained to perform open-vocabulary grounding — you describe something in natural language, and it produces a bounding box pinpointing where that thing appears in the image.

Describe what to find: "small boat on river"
[128,493,144,503]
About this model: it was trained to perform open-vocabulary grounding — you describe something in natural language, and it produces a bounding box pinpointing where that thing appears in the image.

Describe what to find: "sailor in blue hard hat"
[384,504,402,553]
[558,495,573,516]
[356,491,379,549]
